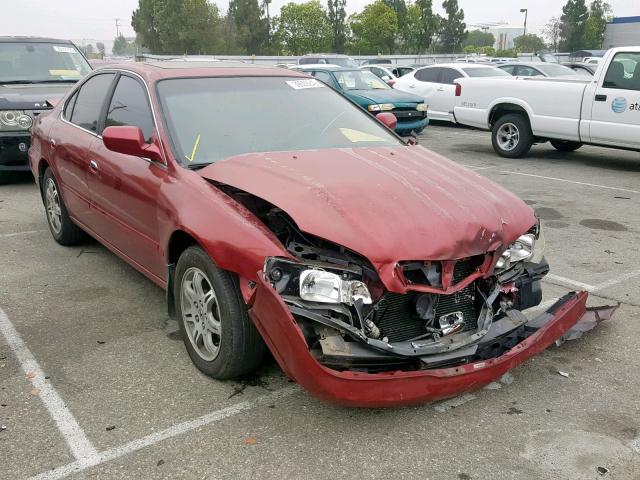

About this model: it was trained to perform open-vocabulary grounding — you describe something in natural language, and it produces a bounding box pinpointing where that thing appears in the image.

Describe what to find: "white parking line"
[434,393,476,413]
[461,164,497,171]
[545,269,640,293]
[592,269,640,292]
[30,385,299,480]
[0,230,44,238]
[545,274,595,292]
[0,307,98,462]
[499,171,640,195]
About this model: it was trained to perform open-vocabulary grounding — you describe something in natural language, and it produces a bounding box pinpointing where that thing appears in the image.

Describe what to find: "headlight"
[0,110,33,131]
[367,103,394,112]
[264,257,372,306]
[300,270,372,305]
[416,103,428,112]
[496,223,545,270]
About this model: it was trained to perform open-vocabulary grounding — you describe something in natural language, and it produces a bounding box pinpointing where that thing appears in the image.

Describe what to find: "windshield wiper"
[185,163,208,170]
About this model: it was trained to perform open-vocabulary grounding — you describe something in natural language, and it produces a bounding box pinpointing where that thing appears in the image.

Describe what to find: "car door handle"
[595,94,607,102]
[437,87,445,91]
[89,160,98,171]
[409,84,415,88]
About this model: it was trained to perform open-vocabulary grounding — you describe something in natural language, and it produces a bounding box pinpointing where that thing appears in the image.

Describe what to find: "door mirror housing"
[102,126,164,163]
[376,112,397,131]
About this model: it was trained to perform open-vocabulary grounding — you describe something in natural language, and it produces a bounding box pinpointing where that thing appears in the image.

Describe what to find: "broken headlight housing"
[0,110,33,131]
[496,221,545,270]
[264,257,372,306]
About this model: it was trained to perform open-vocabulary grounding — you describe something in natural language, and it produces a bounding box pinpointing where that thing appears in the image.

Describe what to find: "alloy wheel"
[180,267,222,361]
[45,178,62,234]
[496,122,520,152]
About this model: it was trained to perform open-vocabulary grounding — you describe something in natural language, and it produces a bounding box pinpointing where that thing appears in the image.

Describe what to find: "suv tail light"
[455,83,462,96]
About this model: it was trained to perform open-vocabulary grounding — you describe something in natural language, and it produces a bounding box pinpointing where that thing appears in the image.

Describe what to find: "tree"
[437,0,466,53]
[583,0,612,49]
[112,34,129,55]
[543,16,562,52]
[383,0,408,31]
[327,0,347,52]
[277,1,332,55]
[559,0,589,52]
[405,0,439,53]
[132,0,222,54]
[462,29,494,49]
[513,33,545,52]
[228,0,270,54]
[96,42,105,57]
[349,0,398,54]
[81,44,94,56]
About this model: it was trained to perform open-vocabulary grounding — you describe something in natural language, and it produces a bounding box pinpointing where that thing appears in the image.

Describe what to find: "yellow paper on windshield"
[49,69,80,76]
[339,128,386,143]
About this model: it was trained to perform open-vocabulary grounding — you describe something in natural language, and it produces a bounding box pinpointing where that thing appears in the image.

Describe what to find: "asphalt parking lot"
[1,122,640,480]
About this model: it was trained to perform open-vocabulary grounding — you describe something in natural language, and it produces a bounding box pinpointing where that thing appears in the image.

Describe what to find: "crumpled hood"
[0,83,72,109]
[199,145,535,271]
[348,88,424,106]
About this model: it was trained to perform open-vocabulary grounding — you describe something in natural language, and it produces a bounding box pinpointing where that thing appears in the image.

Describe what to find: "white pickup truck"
[452,46,640,158]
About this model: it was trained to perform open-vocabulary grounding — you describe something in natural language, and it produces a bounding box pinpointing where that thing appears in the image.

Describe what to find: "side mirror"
[102,126,163,163]
[376,112,397,131]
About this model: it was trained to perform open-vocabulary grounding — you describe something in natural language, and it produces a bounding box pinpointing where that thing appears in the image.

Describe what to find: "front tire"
[174,246,266,379]
[492,113,533,158]
[550,140,582,152]
[42,168,85,246]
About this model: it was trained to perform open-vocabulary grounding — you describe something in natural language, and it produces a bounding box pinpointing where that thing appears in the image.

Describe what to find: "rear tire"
[550,140,582,152]
[174,246,266,379]
[491,113,533,158]
[42,168,85,246]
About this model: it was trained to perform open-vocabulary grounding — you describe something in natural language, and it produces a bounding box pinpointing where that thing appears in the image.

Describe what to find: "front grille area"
[391,109,427,120]
[373,258,480,342]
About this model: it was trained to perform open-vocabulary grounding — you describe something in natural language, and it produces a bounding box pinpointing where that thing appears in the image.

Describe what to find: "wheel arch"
[37,158,50,196]
[488,101,532,129]
[166,229,202,319]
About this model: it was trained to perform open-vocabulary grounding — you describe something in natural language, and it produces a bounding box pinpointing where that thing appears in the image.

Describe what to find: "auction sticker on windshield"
[52,46,76,53]
[286,79,325,90]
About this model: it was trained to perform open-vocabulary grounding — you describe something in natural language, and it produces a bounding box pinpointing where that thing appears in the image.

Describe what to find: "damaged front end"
[212,181,616,407]
[262,220,556,372]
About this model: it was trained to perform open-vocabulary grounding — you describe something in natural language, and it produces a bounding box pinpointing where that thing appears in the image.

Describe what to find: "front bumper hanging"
[249,274,617,408]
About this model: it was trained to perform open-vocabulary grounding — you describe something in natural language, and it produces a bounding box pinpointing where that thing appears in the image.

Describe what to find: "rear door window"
[105,75,155,141]
[415,67,440,82]
[516,66,544,77]
[70,73,115,133]
[440,68,463,84]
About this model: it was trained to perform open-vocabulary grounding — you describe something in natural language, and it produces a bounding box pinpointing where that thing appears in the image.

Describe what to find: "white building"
[603,16,640,48]
[488,26,526,50]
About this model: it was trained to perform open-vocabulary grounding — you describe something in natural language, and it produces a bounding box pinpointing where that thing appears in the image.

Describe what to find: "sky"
[2,0,638,44]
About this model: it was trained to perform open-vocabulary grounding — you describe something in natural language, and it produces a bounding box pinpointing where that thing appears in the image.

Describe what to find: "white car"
[453,46,640,158]
[394,63,510,121]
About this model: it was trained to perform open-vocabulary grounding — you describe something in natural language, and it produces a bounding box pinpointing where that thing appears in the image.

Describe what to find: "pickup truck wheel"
[42,168,85,246]
[550,140,582,152]
[492,114,533,158]
[174,246,266,379]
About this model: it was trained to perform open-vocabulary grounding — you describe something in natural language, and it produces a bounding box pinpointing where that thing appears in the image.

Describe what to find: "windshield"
[0,42,91,83]
[157,76,401,167]
[538,64,577,77]
[463,67,511,77]
[334,70,389,90]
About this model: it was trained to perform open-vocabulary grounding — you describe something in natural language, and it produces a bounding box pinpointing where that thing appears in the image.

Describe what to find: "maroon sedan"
[28,62,613,407]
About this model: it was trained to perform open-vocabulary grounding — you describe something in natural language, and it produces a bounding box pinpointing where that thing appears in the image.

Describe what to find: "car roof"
[0,36,75,44]
[416,63,496,70]
[94,61,307,83]
[300,53,351,58]
[294,65,354,72]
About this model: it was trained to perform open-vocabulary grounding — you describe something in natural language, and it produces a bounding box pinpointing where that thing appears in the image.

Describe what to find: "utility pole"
[520,9,528,38]
[115,18,121,37]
